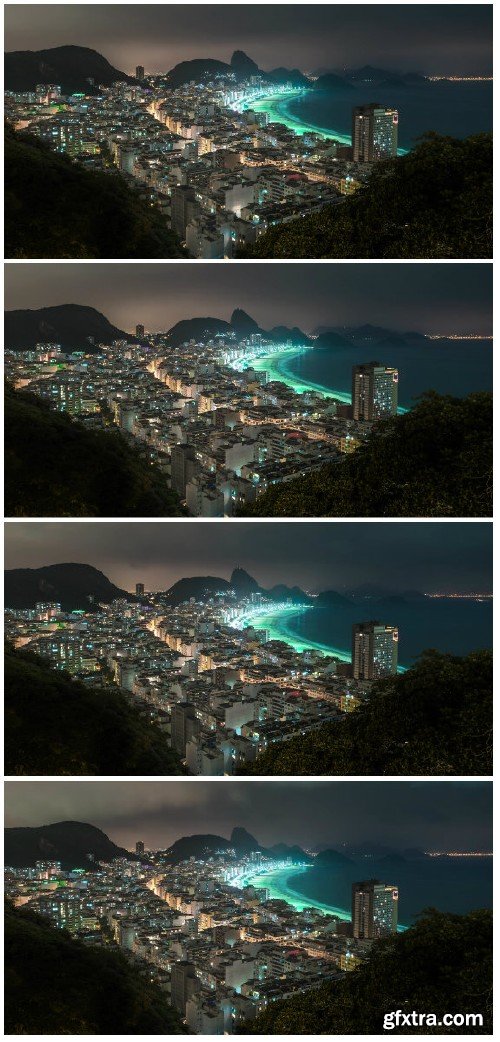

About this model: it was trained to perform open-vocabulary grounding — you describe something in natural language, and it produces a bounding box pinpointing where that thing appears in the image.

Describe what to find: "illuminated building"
[36,119,84,156]
[352,104,398,162]
[351,622,398,679]
[171,444,198,497]
[135,324,145,338]
[35,892,83,933]
[352,361,398,420]
[135,583,145,596]
[136,841,145,854]
[171,960,201,1015]
[352,879,398,938]
[171,185,198,240]
[136,66,145,81]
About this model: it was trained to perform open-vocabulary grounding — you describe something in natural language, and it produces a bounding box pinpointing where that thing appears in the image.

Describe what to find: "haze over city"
[5,5,493,77]
[5,264,493,337]
[5,521,492,595]
[4,780,493,853]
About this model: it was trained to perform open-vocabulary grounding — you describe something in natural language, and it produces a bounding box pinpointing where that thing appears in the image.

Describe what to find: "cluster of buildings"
[5,846,398,1033]
[5,324,399,516]
[6,67,399,257]
[5,584,399,775]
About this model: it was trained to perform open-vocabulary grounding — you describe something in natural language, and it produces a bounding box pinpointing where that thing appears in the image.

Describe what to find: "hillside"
[5,903,185,1034]
[163,50,309,89]
[165,307,309,349]
[240,649,493,776]
[239,134,492,259]
[5,819,130,868]
[5,127,183,259]
[5,44,134,93]
[162,567,310,607]
[242,909,492,1034]
[5,562,128,610]
[5,304,129,353]
[5,385,183,517]
[242,391,493,517]
[5,646,184,777]
[163,827,308,866]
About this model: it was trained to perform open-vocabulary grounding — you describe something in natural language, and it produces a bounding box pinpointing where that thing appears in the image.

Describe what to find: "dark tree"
[5,902,186,1034]
[241,649,492,776]
[5,645,184,776]
[5,384,184,517]
[239,134,492,259]
[243,392,492,517]
[241,909,492,1034]
[5,126,183,259]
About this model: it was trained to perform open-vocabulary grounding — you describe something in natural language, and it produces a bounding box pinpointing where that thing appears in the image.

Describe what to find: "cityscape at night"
[5,5,492,259]
[4,522,492,777]
[4,264,493,518]
[4,781,493,1034]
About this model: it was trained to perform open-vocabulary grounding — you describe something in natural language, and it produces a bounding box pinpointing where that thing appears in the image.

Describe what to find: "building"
[36,118,84,156]
[352,879,399,938]
[135,583,145,596]
[171,960,201,1015]
[352,104,398,162]
[136,66,145,81]
[351,622,398,679]
[171,702,200,757]
[351,361,398,420]
[35,892,83,933]
[135,324,145,338]
[171,444,198,497]
[136,841,145,855]
[171,185,198,240]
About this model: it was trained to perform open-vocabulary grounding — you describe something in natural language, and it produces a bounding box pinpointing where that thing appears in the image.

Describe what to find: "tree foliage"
[241,649,492,776]
[242,909,492,1034]
[5,645,184,776]
[240,134,492,259]
[5,384,183,517]
[5,126,183,259]
[243,391,492,517]
[5,902,186,1034]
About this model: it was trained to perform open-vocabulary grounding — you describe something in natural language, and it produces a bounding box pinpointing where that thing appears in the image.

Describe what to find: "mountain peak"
[230,567,259,592]
[231,51,259,76]
[230,826,261,852]
[230,308,260,334]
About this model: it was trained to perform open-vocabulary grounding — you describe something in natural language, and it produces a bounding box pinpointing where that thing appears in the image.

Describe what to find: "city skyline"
[5,263,493,337]
[4,780,493,852]
[5,5,493,76]
[5,521,493,595]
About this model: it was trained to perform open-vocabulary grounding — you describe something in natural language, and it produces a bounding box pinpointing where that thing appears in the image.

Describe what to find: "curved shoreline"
[232,345,407,411]
[239,89,407,153]
[238,604,407,672]
[238,605,352,663]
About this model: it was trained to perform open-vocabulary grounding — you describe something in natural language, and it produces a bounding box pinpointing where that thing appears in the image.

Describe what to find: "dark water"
[287,83,493,149]
[288,338,492,408]
[288,859,492,927]
[287,599,492,667]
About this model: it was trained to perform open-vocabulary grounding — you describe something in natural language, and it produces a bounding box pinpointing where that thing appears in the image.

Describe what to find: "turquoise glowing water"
[240,89,353,145]
[241,865,352,919]
[242,859,492,929]
[238,605,352,663]
[247,347,352,402]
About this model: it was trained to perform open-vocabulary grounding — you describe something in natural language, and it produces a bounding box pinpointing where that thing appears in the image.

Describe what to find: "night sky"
[5,521,492,595]
[4,781,492,853]
[5,5,492,76]
[4,264,493,337]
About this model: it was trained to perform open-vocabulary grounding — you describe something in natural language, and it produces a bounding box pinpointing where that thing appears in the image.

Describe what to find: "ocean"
[243,598,492,668]
[251,82,492,149]
[246,338,492,408]
[244,859,492,928]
